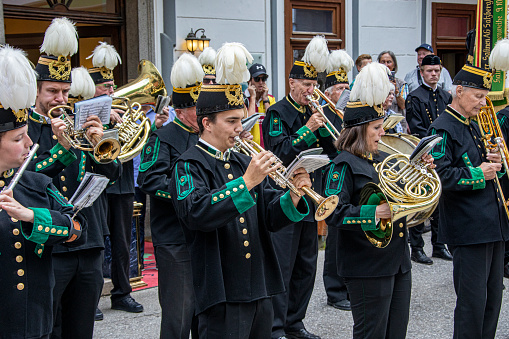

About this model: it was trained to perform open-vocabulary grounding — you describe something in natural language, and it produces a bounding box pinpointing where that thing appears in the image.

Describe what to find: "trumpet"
[306,88,342,141]
[234,136,339,221]
[48,105,121,164]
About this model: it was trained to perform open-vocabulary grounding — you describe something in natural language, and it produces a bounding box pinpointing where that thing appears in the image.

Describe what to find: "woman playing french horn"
[322,63,435,339]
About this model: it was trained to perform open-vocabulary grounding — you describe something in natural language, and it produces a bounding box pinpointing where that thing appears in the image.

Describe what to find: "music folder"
[284,148,330,179]
[69,172,110,211]
[74,95,113,129]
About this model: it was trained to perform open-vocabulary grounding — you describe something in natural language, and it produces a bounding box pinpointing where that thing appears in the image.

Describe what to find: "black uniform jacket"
[169,143,309,314]
[0,170,87,339]
[429,105,509,245]
[262,95,341,221]
[137,118,198,246]
[406,84,451,138]
[27,109,121,252]
[323,150,411,278]
[497,107,509,196]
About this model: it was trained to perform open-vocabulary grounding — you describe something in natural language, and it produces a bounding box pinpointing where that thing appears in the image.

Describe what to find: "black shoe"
[94,308,103,321]
[504,263,509,278]
[111,295,144,313]
[286,329,321,339]
[327,299,351,311]
[432,248,453,261]
[411,250,433,265]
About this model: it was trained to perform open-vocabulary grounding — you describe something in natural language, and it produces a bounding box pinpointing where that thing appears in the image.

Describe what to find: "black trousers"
[198,298,273,339]
[409,208,445,251]
[51,249,104,339]
[154,244,198,339]
[323,224,348,303]
[107,193,134,300]
[448,241,504,339]
[344,269,411,339]
[271,221,318,338]
[134,187,146,263]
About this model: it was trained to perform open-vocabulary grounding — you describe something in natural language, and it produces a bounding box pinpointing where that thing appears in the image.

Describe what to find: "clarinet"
[0,143,39,212]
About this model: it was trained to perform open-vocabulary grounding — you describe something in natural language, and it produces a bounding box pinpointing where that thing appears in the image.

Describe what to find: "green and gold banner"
[474,0,507,101]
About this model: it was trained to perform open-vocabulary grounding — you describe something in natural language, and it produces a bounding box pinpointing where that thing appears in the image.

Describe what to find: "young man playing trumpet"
[170,42,311,338]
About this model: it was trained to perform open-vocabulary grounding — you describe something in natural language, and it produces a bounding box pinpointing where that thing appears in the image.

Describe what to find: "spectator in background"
[245,63,276,147]
[383,83,404,134]
[405,44,453,93]
[349,54,372,90]
[378,50,408,131]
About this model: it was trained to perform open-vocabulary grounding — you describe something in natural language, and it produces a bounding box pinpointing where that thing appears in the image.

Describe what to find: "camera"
[388,71,396,81]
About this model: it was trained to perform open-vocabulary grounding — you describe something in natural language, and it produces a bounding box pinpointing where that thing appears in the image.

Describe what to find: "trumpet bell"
[93,129,121,164]
[315,194,339,221]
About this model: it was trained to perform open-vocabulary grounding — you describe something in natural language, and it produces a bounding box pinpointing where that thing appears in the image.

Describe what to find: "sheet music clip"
[155,95,170,115]
[242,113,262,132]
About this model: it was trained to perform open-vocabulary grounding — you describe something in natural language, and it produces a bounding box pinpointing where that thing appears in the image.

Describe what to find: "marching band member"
[170,42,311,338]
[137,53,203,339]
[323,49,353,127]
[262,35,338,339]
[198,46,217,85]
[88,41,144,315]
[323,62,431,339]
[0,45,86,339]
[429,60,509,338]
[25,18,121,339]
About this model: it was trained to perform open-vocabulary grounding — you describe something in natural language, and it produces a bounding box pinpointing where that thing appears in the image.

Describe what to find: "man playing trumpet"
[170,42,311,338]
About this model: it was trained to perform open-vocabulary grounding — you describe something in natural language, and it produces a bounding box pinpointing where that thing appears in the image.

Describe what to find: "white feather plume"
[87,42,122,70]
[70,67,96,100]
[489,39,509,71]
[171,53,205,88]
[0,45,37,111]
[302,35,329,73]
[350,62,391,107]
[40,17,78,57]
[327,49,354,74]
[198,47,216,66]
[215,42,254,85]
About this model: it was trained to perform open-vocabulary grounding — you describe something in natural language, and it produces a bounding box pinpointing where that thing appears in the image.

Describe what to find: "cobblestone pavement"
[94,232,509,338]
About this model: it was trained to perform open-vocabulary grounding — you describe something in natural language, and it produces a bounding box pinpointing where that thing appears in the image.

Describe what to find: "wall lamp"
[185,28,210,54]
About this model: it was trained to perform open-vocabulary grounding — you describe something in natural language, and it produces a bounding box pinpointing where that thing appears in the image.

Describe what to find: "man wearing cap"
[262,36,339,339]
[406,54,452,265]
[245,63,276,147]
[170,42,312,338]
[25,18,122,338]
[88,41,145,315]
[429,64,509,338]
[405,44,453,93]
[137,53,201,339]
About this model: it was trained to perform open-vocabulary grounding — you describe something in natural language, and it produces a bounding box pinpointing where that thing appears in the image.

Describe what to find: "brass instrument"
[0,144,39,213]
[378,134,418,156]
[112,60,167,162]
[306,89,342,141]
[234,136,339,221]
[48,106,121,164]
[477,96,509,218]
[360,137,443,248]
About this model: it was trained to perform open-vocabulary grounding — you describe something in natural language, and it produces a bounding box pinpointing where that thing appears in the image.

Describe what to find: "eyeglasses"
[253,76,268,82]
[97,84,117,90]
[202,78,216,84]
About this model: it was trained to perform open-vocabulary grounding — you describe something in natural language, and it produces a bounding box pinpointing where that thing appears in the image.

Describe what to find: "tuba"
[113,60,167,162]
[48,106,121,164]
[234,136,339,221]
[477,96,509,218]
[360,136,443,248]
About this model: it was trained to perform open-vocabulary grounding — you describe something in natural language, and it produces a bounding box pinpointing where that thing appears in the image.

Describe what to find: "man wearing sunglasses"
[245,63,276,147]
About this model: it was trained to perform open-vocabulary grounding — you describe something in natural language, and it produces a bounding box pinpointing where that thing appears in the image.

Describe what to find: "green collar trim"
[29,109,50,124]
[196,140,231,161]
[286,95,306,114]
[173,118,196,134]
[446,106,470,125]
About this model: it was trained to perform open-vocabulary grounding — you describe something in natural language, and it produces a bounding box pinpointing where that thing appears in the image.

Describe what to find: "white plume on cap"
[327,50,354,74]
[215,42,254,85]
[40,17,78,57]
[0,45,37,111]
[489,39,509,72]
[70,67,96,99]
[87,42,122,70]
[170,53,205,88]
[198,47,216,66]
[302,35,329,73]
[350,62,391,107]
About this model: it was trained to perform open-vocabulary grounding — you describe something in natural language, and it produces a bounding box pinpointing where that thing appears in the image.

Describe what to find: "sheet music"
[69,172,110,210]
[284,148,330,179]
[74,95,112,129]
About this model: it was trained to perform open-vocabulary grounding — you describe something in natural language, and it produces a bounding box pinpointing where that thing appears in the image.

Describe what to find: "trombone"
[234,136,339,221]
[48,105,121,164]
[306,88,342,141]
